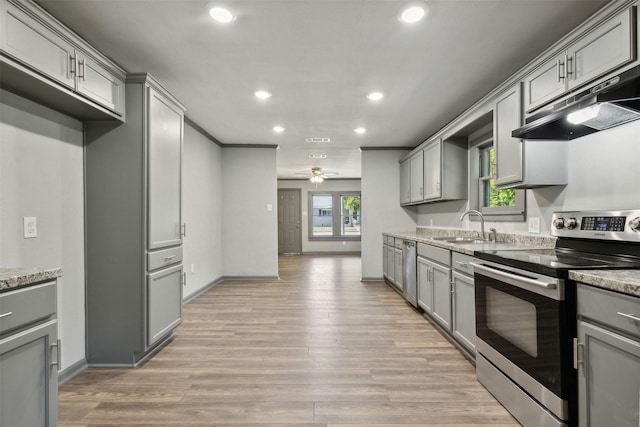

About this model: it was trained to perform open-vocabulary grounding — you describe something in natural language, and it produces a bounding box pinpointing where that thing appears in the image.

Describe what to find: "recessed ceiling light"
[367,92,384,101]
[399,4,426,24]
[273,126,285,133]
[209,6,235,23]
[354,127,367,134]
[309,154,327,159]
[254,90,272,99]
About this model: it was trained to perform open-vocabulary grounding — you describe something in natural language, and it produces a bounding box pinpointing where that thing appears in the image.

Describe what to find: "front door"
[278,189,302,254]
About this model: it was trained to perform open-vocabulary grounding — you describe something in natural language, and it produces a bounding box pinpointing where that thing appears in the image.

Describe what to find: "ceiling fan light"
[310,176,324,184]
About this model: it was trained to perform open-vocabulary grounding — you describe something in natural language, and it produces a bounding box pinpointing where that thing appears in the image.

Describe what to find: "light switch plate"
[267,203,273,212]
[528,217,540,234]
[23,217,37,238]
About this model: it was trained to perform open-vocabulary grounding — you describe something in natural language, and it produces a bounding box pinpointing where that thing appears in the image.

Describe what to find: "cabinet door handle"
[70,54,77,78]
[557,58,565,82]
[180,223,187,237]
[51,339,61,369]
[573,337,584,370]
[455,261,468,268]
[79,59,87,81]
[566,54,573,78]
[182,272,187,287]
[617,312,640,322]
[0,311,13,319]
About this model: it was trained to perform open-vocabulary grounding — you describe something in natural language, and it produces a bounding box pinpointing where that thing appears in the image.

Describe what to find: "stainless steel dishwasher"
[402,240,417,307]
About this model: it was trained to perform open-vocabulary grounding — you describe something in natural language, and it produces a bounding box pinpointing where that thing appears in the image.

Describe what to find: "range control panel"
[551,210,640,241]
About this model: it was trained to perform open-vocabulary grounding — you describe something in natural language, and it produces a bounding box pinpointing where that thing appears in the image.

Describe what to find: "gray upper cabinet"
[423,137,467,202]
[523,7,635,113]
[409,151,424,203]
[577,284,640,427]
[399,159,411,205]
[74,51,125,115]
[85,74,185,366]
[422,141,441,200]
[494,84,523,187]
[494,82,569,189]
[0,0,125,119]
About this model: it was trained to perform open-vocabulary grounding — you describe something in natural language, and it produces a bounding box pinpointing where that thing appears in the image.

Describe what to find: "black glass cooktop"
[474,247,640,278]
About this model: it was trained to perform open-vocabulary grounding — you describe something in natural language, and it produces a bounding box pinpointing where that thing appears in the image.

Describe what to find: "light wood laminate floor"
[59,254,519,426]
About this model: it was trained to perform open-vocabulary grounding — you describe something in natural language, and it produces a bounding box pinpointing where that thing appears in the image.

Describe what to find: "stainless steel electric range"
[471,209,640,427]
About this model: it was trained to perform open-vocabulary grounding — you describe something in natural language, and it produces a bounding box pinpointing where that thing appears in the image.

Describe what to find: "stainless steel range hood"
[512,65,640,140]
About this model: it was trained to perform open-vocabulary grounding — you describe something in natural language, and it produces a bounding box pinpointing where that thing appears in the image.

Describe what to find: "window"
[479,146,517,210]
[470,129,525,221]
[309,192,361,239]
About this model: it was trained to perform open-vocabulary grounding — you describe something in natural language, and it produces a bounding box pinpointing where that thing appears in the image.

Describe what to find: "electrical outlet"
[528,217,540,234]
[23,217,37,238]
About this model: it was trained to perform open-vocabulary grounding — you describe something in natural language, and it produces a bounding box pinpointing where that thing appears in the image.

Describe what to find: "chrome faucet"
[460,209,485,240]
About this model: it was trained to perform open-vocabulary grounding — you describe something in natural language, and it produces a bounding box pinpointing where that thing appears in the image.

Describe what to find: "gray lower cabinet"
[393,245,403,292]
[577,284,640,427]
[382,236,394,281]
[0,0,126,119]
[417,255,432,313]
[0,282,58,427]
[417,243,451,331]
[85,73,185,366]
[451,252,476,353]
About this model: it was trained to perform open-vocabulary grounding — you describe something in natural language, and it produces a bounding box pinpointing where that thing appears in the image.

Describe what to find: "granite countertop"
[383,228,556,256]
[569,270,640,297]
[0,267,63,293]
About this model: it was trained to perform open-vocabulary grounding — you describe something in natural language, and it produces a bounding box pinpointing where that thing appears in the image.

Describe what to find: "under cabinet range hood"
[513,65,640,140]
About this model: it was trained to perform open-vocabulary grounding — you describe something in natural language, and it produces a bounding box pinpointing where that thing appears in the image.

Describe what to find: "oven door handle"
[470,262,557,290]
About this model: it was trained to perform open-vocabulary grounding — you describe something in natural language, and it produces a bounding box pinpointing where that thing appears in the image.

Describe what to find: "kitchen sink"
[430,236,490,244]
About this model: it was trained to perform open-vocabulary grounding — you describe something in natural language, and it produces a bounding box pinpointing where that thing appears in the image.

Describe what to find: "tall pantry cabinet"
[84,73,186,366]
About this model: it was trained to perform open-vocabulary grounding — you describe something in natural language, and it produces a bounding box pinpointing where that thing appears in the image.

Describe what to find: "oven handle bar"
[470,262,557,291]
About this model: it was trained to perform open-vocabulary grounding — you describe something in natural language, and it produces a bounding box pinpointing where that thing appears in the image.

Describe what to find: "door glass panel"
[487,286,538,357]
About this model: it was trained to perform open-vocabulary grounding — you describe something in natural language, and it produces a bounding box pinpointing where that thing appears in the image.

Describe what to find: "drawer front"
[0,281,56,335]
[148,246,183,272]
[417,243,450,266]
[394,238,404,249]
[383,235,390,245]
[578,284,640,338]
[452,252,475,275]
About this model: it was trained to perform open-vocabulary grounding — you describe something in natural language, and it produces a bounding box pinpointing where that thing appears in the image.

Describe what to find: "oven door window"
[476,272,569,398]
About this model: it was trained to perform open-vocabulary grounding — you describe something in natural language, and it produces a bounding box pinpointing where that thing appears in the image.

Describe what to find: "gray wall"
[222,147,279,277]
[182,124,224,299]
[361,149,417,280]
[277,179,362,253]
[0,89,85,372]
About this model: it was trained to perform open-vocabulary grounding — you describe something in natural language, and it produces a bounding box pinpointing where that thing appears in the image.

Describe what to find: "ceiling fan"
[296,167,338,184]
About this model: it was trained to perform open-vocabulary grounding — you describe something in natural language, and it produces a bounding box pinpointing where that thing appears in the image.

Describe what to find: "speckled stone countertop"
[383,227,557,256]
[569,270,640,297]
[0,267,63,293]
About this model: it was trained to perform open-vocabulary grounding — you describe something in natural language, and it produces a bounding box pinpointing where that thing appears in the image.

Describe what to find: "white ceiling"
[35,0,609,179]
